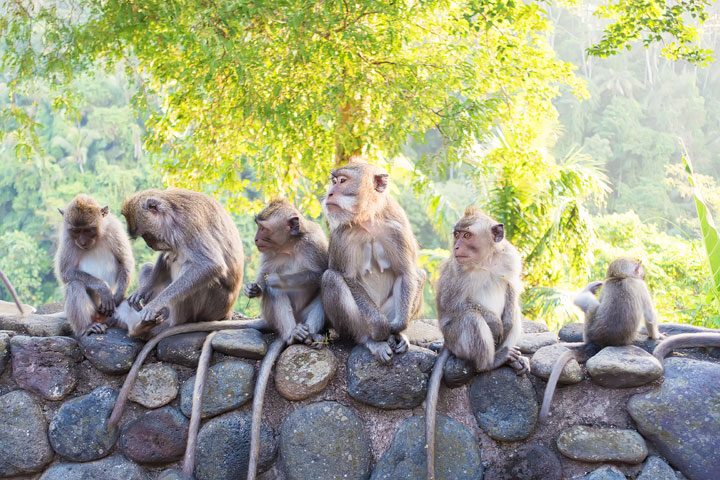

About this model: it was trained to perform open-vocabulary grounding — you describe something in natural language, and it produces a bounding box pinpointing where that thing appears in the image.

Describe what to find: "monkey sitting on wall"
[539,257,664,421]
[425,206,528,480]
[321,159,425,363]
[55,194,135,336]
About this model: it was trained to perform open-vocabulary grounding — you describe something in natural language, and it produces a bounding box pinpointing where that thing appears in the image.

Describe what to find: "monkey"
[0,269,25,315]
[320,159,425,364]
[539,257,665,421]
[54,194,134,336]
[245,199,328,480]
[113,188,244,338]
[425,206,528,480]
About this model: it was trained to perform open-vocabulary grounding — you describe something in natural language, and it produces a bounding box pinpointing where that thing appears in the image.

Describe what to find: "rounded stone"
[157,332,209,367]
[211,328,267,359]
[0,312,72,337]
[530,344,583,384]
[180,360,254,419]
[371,415,483,480]
[405,318,443,347]
[522,319,550,333]
[557,425,647,464]
[346,344,435,409]
[443,355,476,388]
[275,344,338,401]
[586,345,663,388]
[581,466,627,480]
[39,455,147,480]
[195,411,276,480]
[48,386,119,462]
[0,332,10,374]
[128,362,179,408]
[486,444,562,480]
[78,328,144,374]
[628,358,720,480]
[637,456,678,480]
[11,335,82,400]
[469,366,538,441]
[517,332,558,354]
[0,390,53,476]
[119,406,189,465]
[558,323,584,342]
[280,401,371,480]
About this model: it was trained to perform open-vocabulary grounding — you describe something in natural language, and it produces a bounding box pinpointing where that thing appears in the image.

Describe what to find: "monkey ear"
[374,174,389,192]
[58,208,65,216]
[143,198,160,213]
[491,223,504,243]
[288,216,301,236]
[100,206,109,217]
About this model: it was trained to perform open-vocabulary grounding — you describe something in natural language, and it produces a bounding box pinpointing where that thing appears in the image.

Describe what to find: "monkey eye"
[463,232,471,239]
[339,177,347,184]
[331,177,337,185]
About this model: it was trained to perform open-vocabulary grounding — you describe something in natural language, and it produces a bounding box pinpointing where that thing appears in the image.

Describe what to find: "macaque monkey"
[425,206,527,480]
[539,257,664,421]
[245,199,328,480]
[114,188,244,338]
[55,194,134,336]
[320,160,425,363]
[0,269,25,314]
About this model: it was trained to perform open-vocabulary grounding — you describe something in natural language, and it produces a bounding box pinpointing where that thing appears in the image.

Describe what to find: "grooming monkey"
[539,257,664,421]
[321,160,425,363]
[425,206,528,480]
[114,188,244,338]
[55,194,134,336]
[246,199,329,480]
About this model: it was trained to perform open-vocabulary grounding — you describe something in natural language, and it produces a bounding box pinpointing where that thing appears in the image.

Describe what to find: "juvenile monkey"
[115,188,244,338]
[425,206,527,480]
[55,194,134,336]
[539,257,664,421]
[321,159,425,363]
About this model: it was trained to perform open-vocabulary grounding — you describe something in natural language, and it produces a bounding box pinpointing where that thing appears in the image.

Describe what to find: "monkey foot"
[388,334,408,354]
[292,324,310,343]
[366,340,393,364]
[83,322,107,336]
[428,340,444,352]
[305,333,326,349]
[508,355,530,375]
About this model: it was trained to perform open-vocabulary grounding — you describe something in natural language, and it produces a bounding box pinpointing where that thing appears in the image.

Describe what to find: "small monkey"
[55,194,134,336]
[539,257,664,421]
[246,199,328,480]
[321,159,425,363]
[114,188,244,338]
[425,206,528,480]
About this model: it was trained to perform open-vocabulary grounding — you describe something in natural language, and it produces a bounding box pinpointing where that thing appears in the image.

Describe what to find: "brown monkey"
[55,194,134,336]
[539,257,664,421]
[320,159,425,363]
[425,206,528,480]
[114,188,244,338]
[0,269,25,314]
[246,199,328,480]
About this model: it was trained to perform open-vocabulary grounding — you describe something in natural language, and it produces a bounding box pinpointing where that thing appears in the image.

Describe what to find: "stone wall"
[0,310,718,480]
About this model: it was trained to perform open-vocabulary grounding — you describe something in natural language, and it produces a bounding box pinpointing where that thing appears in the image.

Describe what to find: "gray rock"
[180,360,254,419]
[157,332,208,367]
[128,362,179,408]
[0,312,72,336]
[581,466,626,480]
[371,414,483,480]
[347,344,435,409]
[40,455,148,480]
[211,328,267,359]
[11,335,82,400]
[638,456,678,480]
[275,344,337,401]
[280,401,371,480]
[0,390,53,476]
[556,425,647,464]
[469,366,538,441]
[443,355,476,388]
[0,332,9,374]
[628,358,720,480]
[485,444,562,480]
[35,302,64,314]
[119,406,189,465]
[157,469,187,480]
[78,328,144,374]
[586,346,663,388]
[530,344,583,384]
[558,323,584,342]
[48,386,119,461]
[517,332,558,354]
[405,318,443,347]
[195,411,276,480]
[522,319,550,333]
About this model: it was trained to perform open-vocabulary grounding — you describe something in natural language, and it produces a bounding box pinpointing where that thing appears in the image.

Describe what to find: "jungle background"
[1,0,719,329]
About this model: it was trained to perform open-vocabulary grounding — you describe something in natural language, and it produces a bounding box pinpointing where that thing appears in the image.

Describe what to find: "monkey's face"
[122,195,172,251]
[69,224,99,250]
[323,164,388,226]
[452,220,504,266]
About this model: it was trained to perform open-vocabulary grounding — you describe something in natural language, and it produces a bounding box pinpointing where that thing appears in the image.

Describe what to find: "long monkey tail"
[653,333,720,361]
[0,269,24,315]
[247,338,286,480]
[425,348,450,480]
[539,349,575,423]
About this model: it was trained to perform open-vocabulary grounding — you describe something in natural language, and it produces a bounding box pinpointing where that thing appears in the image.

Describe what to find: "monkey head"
[254,199,302,253]
[607,257,644,280]
[452,206,504,267]
[59,194,109,250]
[323,160,389,227]
[121,190,174,251]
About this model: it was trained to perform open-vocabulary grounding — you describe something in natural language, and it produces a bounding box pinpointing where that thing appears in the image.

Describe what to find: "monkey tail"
[0,268,25,315]
[539,349,575,422]
[425,348,450,480]
[247,338,286,480]
[653,333,720,361]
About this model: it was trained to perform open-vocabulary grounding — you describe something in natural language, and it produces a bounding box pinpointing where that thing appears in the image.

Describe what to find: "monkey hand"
[366,340,393,364]
[140,302,169,325]
[292,324,310,343]
[97,287,116,317]
[83,322,108,336]
[128,289,151,311]
[305,333,325,350]
[428,340,444,352]
[585,281,604,295]
[388,333,408,354]
[507,346,529,375]
[244,283,263,298]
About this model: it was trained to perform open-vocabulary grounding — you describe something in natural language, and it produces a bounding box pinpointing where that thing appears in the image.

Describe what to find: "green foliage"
[0,231,52,305]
